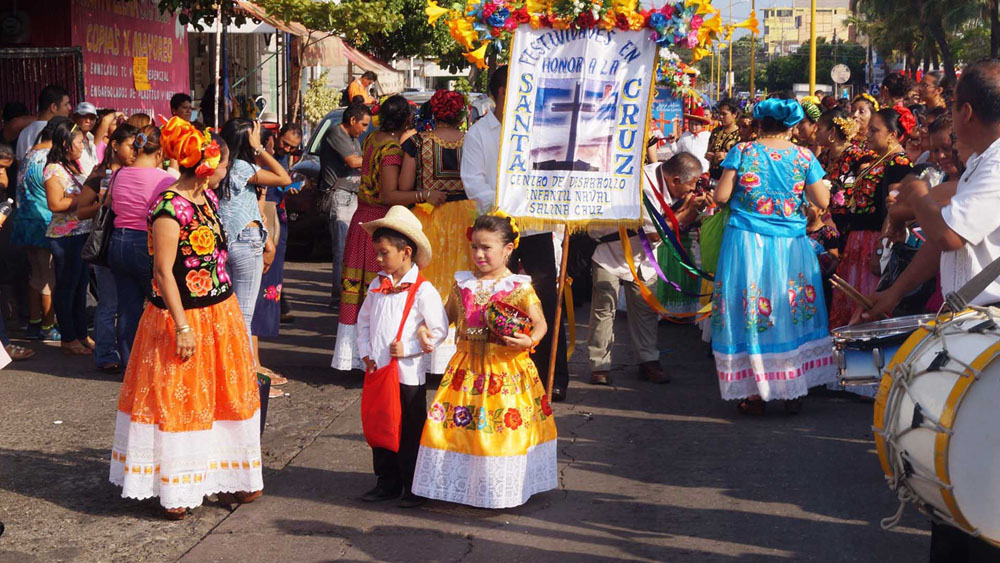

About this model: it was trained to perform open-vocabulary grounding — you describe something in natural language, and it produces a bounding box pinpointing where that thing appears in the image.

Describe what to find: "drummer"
[863,59,1000,562]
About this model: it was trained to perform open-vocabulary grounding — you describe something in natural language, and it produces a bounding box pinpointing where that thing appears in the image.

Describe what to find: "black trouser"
[930,522,1000,562]
[371,383,426,494]
[510,233,570,391]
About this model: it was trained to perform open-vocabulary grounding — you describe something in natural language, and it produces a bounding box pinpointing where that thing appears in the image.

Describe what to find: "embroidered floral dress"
[828,152,911,327]
[412,272,558,508]
[42,163,93,238]
[110,189,262,510]
[708,125,741,179]
[711,142,836,401]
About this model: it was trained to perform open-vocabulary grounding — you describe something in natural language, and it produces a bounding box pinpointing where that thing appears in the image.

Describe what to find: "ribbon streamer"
[637,230,712,298]
[620,226,707,323]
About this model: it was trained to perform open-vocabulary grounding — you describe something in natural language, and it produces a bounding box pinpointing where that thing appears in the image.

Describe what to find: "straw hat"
[362,205,433,269]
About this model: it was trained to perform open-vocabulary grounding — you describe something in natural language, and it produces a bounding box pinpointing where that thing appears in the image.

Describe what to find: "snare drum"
[832,315,936,389]
[874,309,1000,544]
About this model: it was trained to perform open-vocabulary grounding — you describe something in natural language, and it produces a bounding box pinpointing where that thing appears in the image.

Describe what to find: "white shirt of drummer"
[940,135,1000,305]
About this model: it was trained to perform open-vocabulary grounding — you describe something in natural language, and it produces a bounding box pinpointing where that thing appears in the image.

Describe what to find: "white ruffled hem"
[714,338,836,401]
[411,439,558,509]
[109,410,264,510]
[454,271,532,293]
[331,322,363,371]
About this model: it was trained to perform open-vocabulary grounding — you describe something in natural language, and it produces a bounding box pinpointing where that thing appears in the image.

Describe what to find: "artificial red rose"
[616,13,631,30]
[513,7,530,23]
[660,4,674,18]
[576,12,596,28]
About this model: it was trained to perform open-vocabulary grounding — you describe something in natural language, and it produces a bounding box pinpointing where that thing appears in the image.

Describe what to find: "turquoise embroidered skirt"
[711,226,836,401]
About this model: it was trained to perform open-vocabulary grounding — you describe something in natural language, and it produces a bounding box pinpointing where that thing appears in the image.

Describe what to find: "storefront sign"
[495,26,657,229]
[71,0,188,115]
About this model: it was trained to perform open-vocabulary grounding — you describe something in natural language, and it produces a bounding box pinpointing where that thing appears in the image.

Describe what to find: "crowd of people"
[3,59,1000,559]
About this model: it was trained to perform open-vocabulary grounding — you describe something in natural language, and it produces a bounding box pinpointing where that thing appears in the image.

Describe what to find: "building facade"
[761,0,854,55]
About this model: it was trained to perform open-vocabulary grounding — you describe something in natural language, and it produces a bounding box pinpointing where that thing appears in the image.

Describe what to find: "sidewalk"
[0,263,929,562]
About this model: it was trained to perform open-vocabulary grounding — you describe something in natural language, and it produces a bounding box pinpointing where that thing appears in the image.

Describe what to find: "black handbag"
[82,169,119,267]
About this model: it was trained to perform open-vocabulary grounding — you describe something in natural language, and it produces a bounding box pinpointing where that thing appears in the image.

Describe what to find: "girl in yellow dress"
[411,213,558,508]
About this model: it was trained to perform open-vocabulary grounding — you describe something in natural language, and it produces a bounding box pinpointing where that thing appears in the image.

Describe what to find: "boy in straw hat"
[355,205,448,508]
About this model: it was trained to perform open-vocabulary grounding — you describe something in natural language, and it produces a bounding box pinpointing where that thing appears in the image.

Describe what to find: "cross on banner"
[538,81,599,171]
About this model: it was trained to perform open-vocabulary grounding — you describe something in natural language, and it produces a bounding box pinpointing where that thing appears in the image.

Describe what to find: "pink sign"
[71,0,189,117]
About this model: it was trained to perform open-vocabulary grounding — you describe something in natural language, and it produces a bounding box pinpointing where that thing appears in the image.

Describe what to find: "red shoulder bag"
[360,275,425,452]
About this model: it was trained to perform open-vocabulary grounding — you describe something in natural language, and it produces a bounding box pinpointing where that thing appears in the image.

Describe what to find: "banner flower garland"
[427,0,756,68]
[657,48,701,100]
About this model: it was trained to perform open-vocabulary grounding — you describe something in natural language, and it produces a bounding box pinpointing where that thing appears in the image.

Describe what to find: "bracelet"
[175,325,192,335]
[253,147,264,156]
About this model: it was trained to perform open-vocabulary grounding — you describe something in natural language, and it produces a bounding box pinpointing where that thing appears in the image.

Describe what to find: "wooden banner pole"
[546,225,572,396]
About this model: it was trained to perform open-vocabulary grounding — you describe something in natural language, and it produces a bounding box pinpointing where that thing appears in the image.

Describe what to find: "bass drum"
[873,309,1000,544]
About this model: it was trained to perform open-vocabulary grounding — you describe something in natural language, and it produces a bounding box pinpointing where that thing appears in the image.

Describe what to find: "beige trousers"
[587,264,660,372]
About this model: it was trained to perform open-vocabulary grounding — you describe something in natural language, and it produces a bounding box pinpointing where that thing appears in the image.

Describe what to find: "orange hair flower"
[160,116,221,178]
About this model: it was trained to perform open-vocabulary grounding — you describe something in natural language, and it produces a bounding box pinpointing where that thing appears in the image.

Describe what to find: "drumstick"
[831,275,875,311]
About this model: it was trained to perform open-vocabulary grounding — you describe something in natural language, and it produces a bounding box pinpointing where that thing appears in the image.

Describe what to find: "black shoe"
[361,485,401,502]
[551,387,566,402]
[398,492,427,508]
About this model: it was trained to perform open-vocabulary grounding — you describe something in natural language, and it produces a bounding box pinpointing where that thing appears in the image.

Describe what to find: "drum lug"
[969,319,996,333]
[873,347,885,371]
[928,350,950,371]
[911,404,924,429]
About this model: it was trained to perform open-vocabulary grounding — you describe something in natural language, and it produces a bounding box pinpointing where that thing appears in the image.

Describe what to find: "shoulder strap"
[103,168,123,209]
[394,274,426,341]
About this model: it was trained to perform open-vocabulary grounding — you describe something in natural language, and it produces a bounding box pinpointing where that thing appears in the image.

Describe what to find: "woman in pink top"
[106,125,175,367]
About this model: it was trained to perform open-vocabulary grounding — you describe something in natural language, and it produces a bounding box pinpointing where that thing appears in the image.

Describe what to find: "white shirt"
[78,132,98,177]
[461,110,501,214]
[662,131,710,173]
[15,120,47,163]
[458,108,564,264]
[590,163,669,283]
[355,265,448,385]
[940,136,1000,305]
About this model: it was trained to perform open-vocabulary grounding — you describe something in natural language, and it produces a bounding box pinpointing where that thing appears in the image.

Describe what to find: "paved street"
[0,261,930,562]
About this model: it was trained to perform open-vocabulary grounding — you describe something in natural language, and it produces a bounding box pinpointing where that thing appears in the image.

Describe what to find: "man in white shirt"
[587,153,707,385]
[660,107,712,173]
[71,102,99,176]
[16,85,72,164]
[867,60,1000,322]
[460,66,571,400]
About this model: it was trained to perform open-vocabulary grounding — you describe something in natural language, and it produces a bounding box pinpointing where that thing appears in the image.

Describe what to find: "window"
[777,9,792,17]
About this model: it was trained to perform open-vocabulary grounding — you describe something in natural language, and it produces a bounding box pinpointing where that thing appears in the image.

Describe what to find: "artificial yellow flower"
[464,43,489,69]
[426,0,451,25]
[627,11,644,30]
[525,0,549,15]
[697,13,722,43]
[448,17,479,50]
[552,16,571,29]
[613,0,636,12]
[599,10,617,30]
[530,14,543,27]
[734,10,760,34]
[690,46,711,62]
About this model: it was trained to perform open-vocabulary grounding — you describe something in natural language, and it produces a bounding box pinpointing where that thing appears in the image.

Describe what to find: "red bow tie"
[371,276,412,294]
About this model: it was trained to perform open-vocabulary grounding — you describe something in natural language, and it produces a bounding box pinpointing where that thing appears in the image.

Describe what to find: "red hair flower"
[893,102,917,137]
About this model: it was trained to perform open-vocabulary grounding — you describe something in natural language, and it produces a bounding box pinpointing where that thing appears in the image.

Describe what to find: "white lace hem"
[109,410,264,510]
[411,439,558,509]
[331,322,363,371]
[714,338,836,401]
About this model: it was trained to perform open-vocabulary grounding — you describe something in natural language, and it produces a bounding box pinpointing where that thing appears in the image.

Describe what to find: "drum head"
[949,355,1000,542]
[832,314,937,349]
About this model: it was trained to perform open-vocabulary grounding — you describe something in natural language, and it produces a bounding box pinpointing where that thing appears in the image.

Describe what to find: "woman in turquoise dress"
[711,98,836,415]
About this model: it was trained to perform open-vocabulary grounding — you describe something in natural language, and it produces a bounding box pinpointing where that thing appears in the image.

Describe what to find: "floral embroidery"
[740,172,761,189]
[453,406,472,427]
[755,196,774,215]
[504,408,523,430]
[429,402,446,421]
[788,273,818,325]
[782,198,798,217]
[263,284,282,302]
[188,226,217,255]
[743,283,774,333]
[488,373,503,395]
[185,269,213,297]
[449,369,467,391]
[148,190,231,306]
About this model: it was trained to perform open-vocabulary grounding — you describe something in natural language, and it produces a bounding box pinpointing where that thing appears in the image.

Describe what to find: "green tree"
[761,39,866,92]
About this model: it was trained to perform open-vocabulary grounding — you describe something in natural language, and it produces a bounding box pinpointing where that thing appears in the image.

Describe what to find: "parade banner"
[495,26,657,230]
[70,0,189,116]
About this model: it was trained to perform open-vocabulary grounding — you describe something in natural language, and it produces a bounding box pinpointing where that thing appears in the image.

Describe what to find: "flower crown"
[160,116,221,179]
[854,93,880,112]
[429,90,467,123]
[832,116,859,139]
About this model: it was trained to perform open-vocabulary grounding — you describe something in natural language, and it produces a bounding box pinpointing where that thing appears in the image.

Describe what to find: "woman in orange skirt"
[109,118,262,519]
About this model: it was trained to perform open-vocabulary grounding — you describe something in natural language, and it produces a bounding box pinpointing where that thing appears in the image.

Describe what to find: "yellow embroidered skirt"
[412,341,558,508]
[413,199,478,302]
[109,296,263,509]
